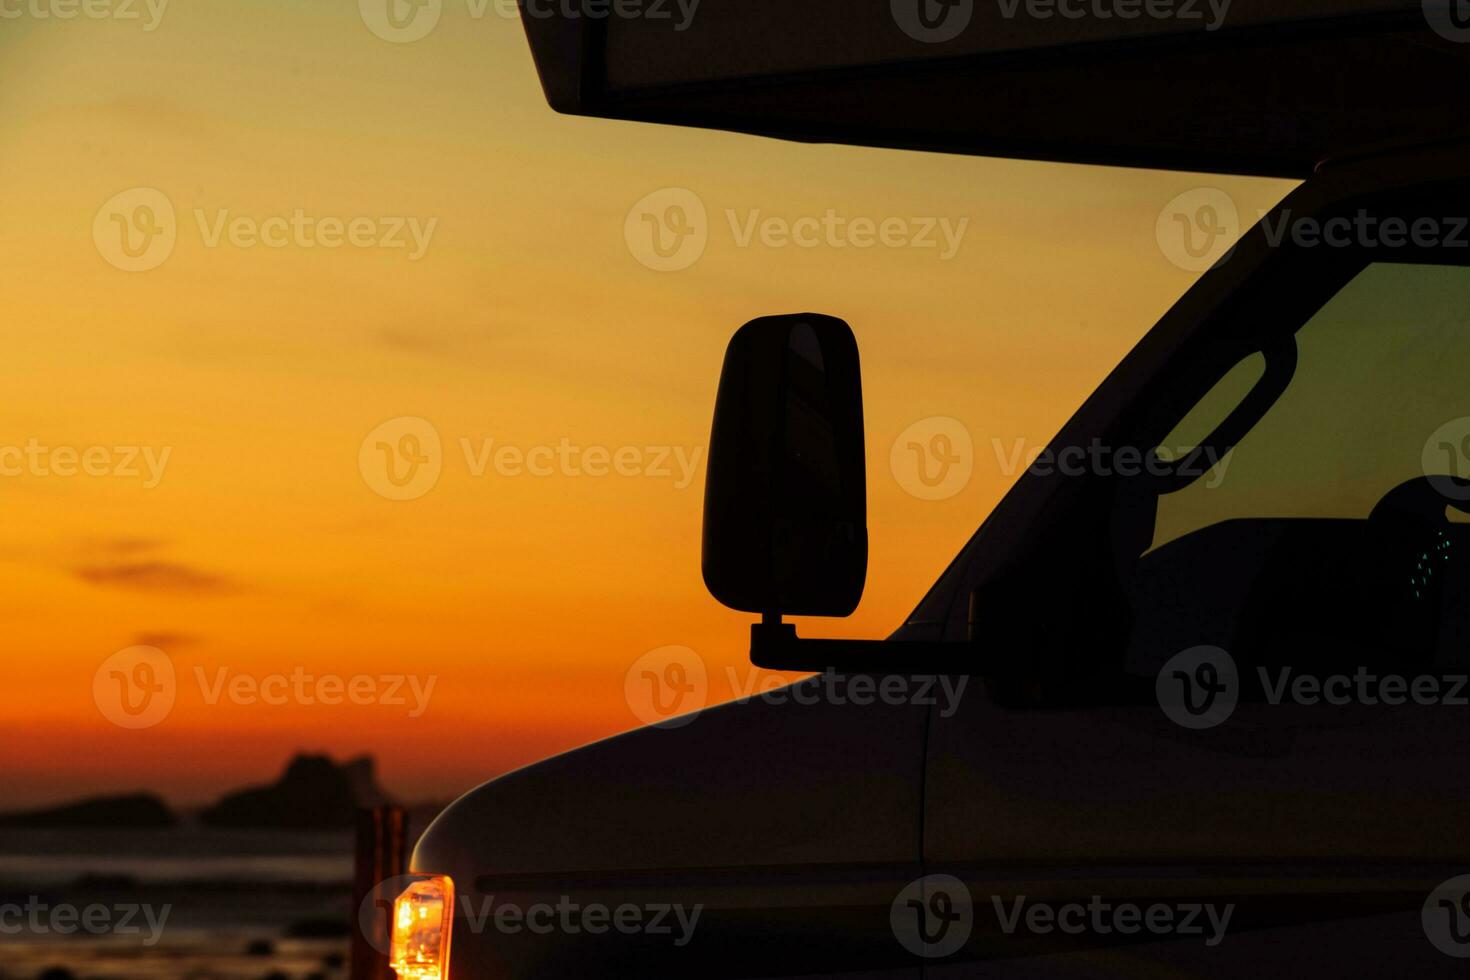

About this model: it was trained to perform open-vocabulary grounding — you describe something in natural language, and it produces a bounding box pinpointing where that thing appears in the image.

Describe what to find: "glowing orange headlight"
[390,875,454,980]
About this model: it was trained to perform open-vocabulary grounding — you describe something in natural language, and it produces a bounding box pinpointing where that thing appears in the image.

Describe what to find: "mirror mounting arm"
[750,614,983,675]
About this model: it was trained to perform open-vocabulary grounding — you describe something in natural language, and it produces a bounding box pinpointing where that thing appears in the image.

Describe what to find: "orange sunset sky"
[0,2,1293,808]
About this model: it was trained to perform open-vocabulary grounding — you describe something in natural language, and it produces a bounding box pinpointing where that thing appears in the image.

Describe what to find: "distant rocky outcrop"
[200,754,391,829]
[0,792,176,828]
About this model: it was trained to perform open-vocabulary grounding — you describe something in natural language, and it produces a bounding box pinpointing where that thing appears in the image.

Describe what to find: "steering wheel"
[1370,474,1470,524]
[1365,475,1470,661]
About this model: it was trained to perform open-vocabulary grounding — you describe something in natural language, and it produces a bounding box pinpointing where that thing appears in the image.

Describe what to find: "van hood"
[414,678,927,877]
[410,680,930,977]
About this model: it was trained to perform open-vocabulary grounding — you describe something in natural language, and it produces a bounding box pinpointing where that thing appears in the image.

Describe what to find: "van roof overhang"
[519,1,1470,178]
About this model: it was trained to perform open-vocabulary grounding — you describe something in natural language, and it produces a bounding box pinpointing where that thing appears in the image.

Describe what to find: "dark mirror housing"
[702,313,868,618]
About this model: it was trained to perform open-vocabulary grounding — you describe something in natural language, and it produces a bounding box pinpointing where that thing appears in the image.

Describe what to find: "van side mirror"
[702,314,974,675]
[702,313,868,618]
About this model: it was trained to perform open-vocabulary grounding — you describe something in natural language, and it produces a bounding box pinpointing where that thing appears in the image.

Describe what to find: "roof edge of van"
[521,4,1470,179]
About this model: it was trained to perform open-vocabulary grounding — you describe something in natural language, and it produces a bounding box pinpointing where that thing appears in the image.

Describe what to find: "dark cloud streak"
[74,561,237,595]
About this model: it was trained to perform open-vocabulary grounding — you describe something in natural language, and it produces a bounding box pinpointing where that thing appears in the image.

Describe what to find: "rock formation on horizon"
[199,753,392,829]
[0,792,177,828]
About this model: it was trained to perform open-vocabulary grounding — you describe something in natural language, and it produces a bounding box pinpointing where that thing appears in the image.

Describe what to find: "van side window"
[1149,352,1266,550]
[1127,262,1470,672]
[1151,264,1470,548]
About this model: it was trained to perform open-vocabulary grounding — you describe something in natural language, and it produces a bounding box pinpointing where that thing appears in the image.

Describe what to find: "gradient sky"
[0,1,1293,807]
